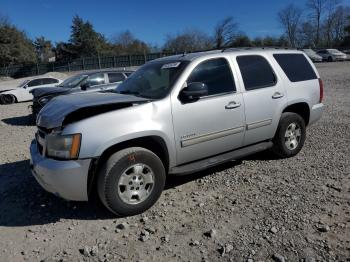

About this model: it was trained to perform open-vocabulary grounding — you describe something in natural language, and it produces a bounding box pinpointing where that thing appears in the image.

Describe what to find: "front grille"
[36,127,49,156]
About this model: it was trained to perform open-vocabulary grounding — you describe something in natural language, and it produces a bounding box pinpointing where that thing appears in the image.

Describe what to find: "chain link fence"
[0,52,176,78]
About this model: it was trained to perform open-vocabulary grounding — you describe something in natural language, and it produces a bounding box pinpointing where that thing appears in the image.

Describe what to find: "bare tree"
[163,29,212,53]
[306,0,328,45]
[278,4,303,47]
[214,17,238,48]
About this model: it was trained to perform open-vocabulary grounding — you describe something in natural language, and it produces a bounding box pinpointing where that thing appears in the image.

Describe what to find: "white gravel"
[0,62,349,261]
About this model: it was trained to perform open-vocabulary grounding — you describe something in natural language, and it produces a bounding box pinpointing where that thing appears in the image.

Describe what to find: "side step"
[169,141,273,175]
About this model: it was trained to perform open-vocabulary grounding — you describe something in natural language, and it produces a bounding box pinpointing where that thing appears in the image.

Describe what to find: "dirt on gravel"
[0,62,349,262]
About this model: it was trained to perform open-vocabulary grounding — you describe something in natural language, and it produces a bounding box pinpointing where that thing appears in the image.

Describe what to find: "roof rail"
[221,46,297,53]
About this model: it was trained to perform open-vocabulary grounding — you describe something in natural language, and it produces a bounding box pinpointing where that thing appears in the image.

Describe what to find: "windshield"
[303,49,316,55]
[115,60,189,99]
[58,74,88,88]
[328,49,341,54]
[17,80,30,88]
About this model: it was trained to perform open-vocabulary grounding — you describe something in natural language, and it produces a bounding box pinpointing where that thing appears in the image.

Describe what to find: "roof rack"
[221,46,297,53]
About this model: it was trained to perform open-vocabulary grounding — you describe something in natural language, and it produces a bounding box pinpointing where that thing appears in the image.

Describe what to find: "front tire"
[272,112,306,158]
[97,147,166,216]
[1,94,16,104]
[327,56,333,62]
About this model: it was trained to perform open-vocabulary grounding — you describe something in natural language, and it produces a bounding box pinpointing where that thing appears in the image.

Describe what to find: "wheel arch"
[87,135,170,198]
[282,102,310,126]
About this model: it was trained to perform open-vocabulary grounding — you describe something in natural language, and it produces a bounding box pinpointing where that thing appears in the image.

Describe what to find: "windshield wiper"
[118,90,141,96]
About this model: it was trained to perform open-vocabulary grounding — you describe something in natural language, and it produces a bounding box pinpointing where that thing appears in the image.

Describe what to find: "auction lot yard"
[0,62,349,262]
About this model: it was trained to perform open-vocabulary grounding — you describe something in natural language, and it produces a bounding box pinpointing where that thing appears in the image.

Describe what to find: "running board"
[169,141,273,175]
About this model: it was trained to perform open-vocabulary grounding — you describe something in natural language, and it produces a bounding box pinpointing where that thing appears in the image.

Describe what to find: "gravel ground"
[0,62,349,262]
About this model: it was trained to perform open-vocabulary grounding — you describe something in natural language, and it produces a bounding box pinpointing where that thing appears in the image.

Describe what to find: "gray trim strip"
[181,126,244,147]
[246,118,272,130]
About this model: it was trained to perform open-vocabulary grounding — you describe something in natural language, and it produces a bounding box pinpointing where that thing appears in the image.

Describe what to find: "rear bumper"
[309,103,324,126]
[30,140,91,201]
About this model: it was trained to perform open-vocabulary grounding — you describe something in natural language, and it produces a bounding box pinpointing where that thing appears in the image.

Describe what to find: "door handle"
[272,92,284,99]
[225,101,241,109]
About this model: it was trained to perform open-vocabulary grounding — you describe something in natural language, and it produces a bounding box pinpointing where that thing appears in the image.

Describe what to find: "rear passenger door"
[235,55,287,146]
[172,57,246,165]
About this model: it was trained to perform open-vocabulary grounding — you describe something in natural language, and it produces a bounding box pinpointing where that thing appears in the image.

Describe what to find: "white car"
[0,77,62,104]
[316,49,347,62]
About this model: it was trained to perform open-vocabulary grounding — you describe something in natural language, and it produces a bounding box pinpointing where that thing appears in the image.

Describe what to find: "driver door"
[171,57,246,165]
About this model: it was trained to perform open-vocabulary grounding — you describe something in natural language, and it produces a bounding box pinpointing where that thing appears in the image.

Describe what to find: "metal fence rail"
[0,52,176,78]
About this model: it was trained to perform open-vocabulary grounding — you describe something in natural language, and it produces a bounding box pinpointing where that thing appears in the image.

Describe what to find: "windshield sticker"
[161,62,181,69]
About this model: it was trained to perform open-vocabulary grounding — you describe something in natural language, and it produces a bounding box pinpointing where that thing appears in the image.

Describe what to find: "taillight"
[318,78,324,103]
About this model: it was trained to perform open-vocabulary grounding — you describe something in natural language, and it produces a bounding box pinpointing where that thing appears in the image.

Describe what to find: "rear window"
[236,55,276,90]
[273,54,317,82]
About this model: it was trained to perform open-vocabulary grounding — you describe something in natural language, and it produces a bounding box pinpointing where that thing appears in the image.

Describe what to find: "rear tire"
[1,94,16,104]
[97,147,166,216]
[272,112,306,158]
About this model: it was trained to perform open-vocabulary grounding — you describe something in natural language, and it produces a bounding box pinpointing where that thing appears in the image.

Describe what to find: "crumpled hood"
[31,87,70,98]
[37,92,149,129]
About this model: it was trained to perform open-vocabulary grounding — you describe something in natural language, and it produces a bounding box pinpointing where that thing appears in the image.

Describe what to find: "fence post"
[129,55,132,67]
[113,56,116,68]
[144,52,147,64]
[68,62,71,72]
[36,64,39,75]
[52,63,55,72]
[82,58,85,70]
[98,55,101,69]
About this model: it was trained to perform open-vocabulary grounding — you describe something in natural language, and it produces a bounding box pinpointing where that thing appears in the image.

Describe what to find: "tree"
[299,22,317,47]
[214,17,238,48]
[69,15,109,58]
[230,34,252,47]
[0,22,37,65]
[278,4,303,47]
[163,29,212,53]
[341,15,350,45]
[111,30,150,54]
[34,36,54,62]
[307,0,328,45]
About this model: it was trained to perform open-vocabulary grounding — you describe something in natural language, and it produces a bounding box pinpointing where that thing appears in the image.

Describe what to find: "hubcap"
[117,163,155,205]
[284,122,301,150]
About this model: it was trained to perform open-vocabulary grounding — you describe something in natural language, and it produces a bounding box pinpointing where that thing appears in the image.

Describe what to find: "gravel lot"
[0,62,349,262]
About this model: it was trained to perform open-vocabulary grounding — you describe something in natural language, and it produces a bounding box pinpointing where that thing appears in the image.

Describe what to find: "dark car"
[31,70,133,116]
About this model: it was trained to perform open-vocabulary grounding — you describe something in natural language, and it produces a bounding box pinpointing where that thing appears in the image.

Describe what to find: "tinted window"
[236,55,276,90]
[87,73,105,86]
[187,58,235,96]
[273,54,317,82]
[41,78,59,85]
[108,73,125,83]
[27,79,43,87]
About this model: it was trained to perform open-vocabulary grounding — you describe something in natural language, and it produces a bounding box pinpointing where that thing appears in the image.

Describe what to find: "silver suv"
[30,49,324,216]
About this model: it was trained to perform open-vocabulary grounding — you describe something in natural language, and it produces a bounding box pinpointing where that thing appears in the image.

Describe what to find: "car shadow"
[0,150,278,227]
[2,115,35,126]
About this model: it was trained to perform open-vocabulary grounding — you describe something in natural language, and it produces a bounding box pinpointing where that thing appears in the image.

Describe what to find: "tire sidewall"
[99,148,166,216]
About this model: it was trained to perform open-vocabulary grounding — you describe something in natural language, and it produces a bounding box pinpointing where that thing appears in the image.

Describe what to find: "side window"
[27,79,43,87]
[41,78,59,85]
[187,58,236,96]
[236,55,276,91]
[87,73,105,87]
[273,54,317,82]
[108,73,125,83]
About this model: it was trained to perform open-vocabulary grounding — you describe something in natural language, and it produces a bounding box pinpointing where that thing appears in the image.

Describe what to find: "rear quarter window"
[273,54,317,82]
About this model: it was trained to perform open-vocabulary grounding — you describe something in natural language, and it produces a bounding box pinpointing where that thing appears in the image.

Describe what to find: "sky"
[0,0,349,46]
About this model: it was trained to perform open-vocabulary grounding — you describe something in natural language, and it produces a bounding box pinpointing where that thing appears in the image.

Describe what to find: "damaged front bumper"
[30,140,91,201]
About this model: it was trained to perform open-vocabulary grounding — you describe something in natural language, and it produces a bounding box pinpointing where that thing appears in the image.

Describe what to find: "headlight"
[46,133,81,159]
[39,96,50,105]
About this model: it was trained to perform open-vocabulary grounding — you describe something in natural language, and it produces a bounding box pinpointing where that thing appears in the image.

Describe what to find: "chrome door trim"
[246,118,272,130]
[181,126,245,148]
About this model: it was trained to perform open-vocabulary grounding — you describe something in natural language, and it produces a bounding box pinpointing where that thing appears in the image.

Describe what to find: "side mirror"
[180,82,208,101]
[80,82,90,91]
[23,85,28,89]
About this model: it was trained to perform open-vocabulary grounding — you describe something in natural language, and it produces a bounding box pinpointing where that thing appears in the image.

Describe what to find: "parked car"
[342,49,350,60]
[316,49,347,62]
[30,49,324,216]
[301,49,323,62]
[0,77,62,104]
[31,70,133,116]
